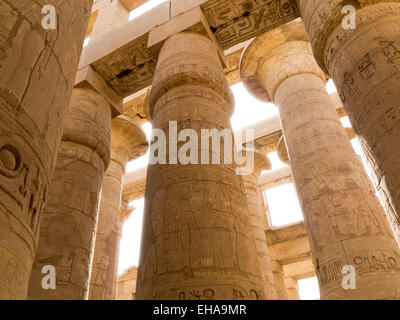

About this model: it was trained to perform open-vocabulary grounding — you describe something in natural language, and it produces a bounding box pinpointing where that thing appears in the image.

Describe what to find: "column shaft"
[299,0,400,244]
[89,115,146,300]
[136,32,274,300]
[28,87,111,300]
[240,150,277,299]
[89,160,124,299]
[241,21,400,299]
[0,0,92,299]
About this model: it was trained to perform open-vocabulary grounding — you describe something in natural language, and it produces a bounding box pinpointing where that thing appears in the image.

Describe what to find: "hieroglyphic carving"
[298,0,400,245]
[201,0,299,49]
[27,88,111,300]
[92,34,160,97]
[0,0,92,299]
[89,116,147,300]
[136,32,274,300]
[240,20,400,299]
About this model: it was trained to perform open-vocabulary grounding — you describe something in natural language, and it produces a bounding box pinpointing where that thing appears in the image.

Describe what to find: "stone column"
[241,20,400,299]
[90,0,130,41]
[136,32,275,300]
[298,0,400,244]
[27,87,111,300]
[271,261,289,300]
[240,148,277,299]
[89,116,147,300]
[0,0,92,299]
[284,277,300,300]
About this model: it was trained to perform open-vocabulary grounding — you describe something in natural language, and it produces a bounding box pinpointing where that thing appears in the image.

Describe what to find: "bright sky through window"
[298,277,320,300]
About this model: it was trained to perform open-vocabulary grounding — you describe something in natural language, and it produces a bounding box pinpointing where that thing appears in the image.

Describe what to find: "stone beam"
[123,166,147,201]
[79,0,300,99]
[266,222,312,266]
[283,259,316,281]
[201,0,299,49]
[259,166,292,190]
[75,66,123,117]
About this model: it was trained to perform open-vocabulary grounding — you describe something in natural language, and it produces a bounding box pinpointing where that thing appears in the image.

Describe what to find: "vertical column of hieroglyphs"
[240,149,277,299]
[240,20,400,299]
[89,116,148,300]
[0,1,92,299]
[27,87,111,300]
[298,0,400,244]
[136,32,275,300]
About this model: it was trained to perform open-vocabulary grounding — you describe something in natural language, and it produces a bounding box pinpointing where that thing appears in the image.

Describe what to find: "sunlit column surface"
[89,116,147,300]
[28,88,111,300]
[241,20,400,299]
[299,0,400,244]
[0,1,92,299]
[136,32,275,300]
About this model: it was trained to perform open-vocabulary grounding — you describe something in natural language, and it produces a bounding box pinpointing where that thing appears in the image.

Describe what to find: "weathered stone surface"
[90,0,130,41]
[28,87,111,300]
[299,0,400,245]
[136,32,275,300]
[89,116,147,300]
[241,20,400,299]
[117,266,138,300]
[201,0,299,49]
[239,149,276,298]
[0,0,92,299]
[270,261,289,300]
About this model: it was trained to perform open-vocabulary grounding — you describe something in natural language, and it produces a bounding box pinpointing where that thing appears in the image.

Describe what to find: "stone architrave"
[136,32,275,300]
[0,1,92,299]
[27,88,111,300]
[298,0,400,244]
[241,20,400,299]
[89,116,148,300]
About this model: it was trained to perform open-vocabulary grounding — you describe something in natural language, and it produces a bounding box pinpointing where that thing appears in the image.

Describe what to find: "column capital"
[149,32,234,119]
[120,201,135,222]
[75,65,123,117]
[277,136,290,165]
[62,87,112,169]
[111,116,148,169]
[240,19,326,102]
[239,148,272,177]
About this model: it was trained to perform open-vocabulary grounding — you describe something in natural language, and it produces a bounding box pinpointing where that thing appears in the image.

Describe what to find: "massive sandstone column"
[298,0,400,244]
[241,20,400,299]
[89,116,148,300]
[0,0,92,299]
[28,88,111,300]
[240,149,277,299]
[136,32,275,300]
